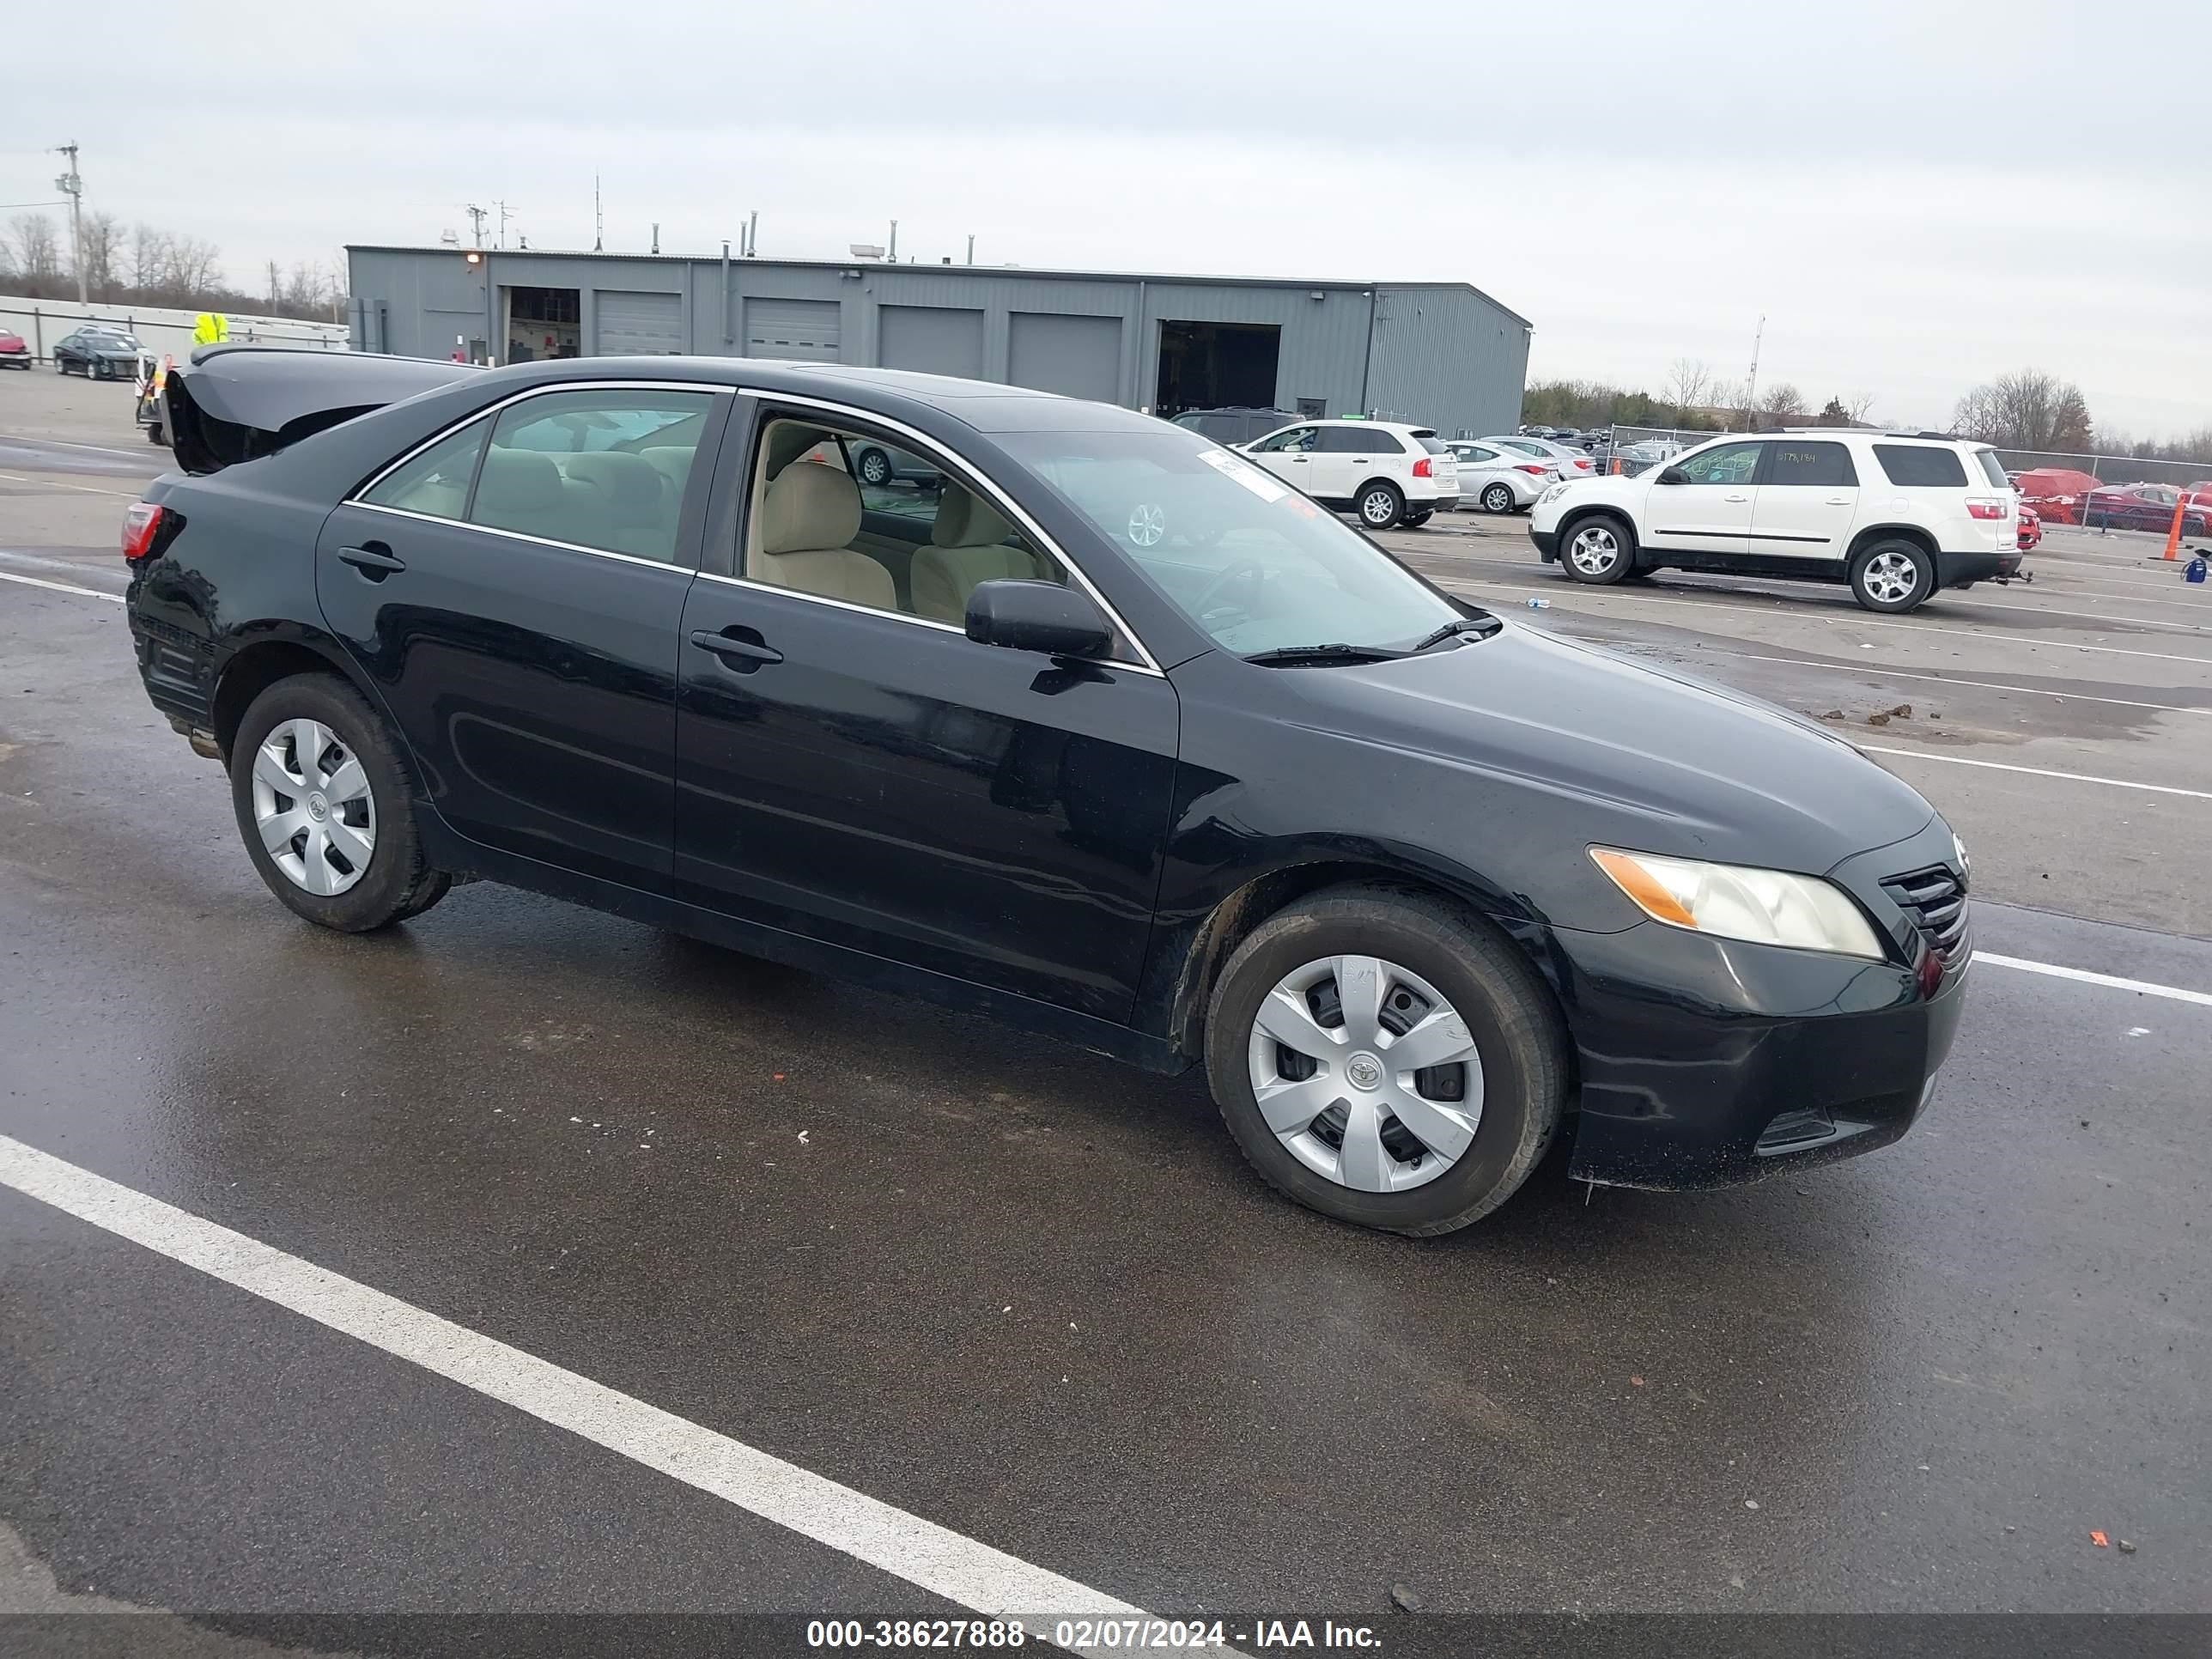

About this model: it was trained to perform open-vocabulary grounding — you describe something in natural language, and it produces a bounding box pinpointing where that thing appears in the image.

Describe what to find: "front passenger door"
[1644,440,1765,556]
[1243,425,1320,495]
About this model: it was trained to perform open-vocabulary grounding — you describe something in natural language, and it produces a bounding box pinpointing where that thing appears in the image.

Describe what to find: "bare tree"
[7,213,62,284]
[162,235,224,298]
[1756,383,1806,428]
[79,212,122,301]
[126,222,169,293]
[1952,369,2094,453]
[1846,392,1877,424]
[1665,357,1713,415]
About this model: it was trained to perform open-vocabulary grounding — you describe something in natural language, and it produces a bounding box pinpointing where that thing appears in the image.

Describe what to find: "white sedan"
[1446,441,1556,513]
[1483,434,1601,483]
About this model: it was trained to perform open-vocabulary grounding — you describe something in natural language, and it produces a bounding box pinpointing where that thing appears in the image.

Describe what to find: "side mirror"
[965,580,1112,659]
[1656,465,1689,485]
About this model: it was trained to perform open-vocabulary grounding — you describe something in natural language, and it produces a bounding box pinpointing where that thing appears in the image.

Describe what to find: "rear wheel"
[1561,515,1635,584]
[1356,481,1404,529]
[229,673,450,932]
[1205,886,1568,1235]
[1480,482,1516,514]
[1850,538,1934,613]
[854,447,893,487]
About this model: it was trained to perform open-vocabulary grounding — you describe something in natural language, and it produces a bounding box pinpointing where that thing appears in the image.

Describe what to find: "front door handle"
[1826,496,1851,505]
[690,628,784,668]
[1723,493,1750,502]
[337,544,405,576]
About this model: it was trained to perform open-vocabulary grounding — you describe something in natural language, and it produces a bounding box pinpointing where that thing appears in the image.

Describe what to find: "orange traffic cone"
[1609,455,1622,475]
[2164,494,2186,561]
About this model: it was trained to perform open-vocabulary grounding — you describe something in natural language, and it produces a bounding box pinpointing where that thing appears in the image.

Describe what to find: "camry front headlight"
[1589,848,1886,959]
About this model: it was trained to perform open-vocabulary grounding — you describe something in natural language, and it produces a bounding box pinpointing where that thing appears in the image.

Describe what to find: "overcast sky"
[12,1,2208,437]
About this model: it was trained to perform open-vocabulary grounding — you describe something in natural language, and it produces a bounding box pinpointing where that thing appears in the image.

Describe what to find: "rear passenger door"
[1747,440,1859,562]
[316,383,727,888]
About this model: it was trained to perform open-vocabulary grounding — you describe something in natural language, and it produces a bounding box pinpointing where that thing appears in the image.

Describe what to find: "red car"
[0,328,31,368]
[2017,503,2041,551]
[2014,466,2101,525]
[2084,483,2210,536]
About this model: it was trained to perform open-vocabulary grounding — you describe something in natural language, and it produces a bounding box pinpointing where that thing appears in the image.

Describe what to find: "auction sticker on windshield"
[1198,448,1289,501]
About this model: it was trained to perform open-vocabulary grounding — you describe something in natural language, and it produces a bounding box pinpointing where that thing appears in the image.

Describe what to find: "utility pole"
[966,233,975,265]
[463,204,489,246]
[494,200,514,251]
[1743,314,1766,431]
[887,220,897,263]
[53,143,86,302]
[746,210,757,257]
[593,176,604,252]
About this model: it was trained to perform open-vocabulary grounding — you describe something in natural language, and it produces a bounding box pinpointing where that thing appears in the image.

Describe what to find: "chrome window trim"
[346,502,700,573]
[740,388,1166,675]
[349,379,727,504]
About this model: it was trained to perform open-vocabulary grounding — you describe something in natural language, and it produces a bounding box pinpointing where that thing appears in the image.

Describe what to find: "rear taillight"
[1516,465,1547,476]
[1965,498,2010,520]
[1573,459,1592,469]
[122,501,165,562]
[1412,458,1433,478]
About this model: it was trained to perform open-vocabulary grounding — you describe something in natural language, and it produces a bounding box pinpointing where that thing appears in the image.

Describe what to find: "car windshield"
[96,335,141,351]
[999,428,1463,658]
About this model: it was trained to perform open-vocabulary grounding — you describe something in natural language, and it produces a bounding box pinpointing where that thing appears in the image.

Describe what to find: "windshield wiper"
[1242,642,1408,666]
[1411,615,1502,653]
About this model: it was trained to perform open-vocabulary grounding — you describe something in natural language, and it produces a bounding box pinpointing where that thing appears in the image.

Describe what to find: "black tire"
[229,672,450,933]
[1480,482,1516,514]
[1849,537,1935,613]
[1204,885,1570,1235]
[145,422,165,445]
[1559,514,1636,585]
[854,447,894,487]
[1355,480,1404,530]
[1401,510,1433,528]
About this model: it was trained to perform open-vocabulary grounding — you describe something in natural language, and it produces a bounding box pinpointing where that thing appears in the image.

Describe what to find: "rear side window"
[1973,450,2011,489]
[1415,436,1452,456]
[1875,445,1969,488]
[361,417,489,520]
[1316,427,1364,453]
[1765,442,1858,487]
[472,388,715,563]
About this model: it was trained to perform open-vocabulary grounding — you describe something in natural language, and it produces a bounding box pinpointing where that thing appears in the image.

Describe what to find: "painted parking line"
[1860,744,2212,801]
[0,434,156,459]
[0,1134,1212,1656]
[1726,652,2210,717]
[0,569,124,604]
[0,470,139,498]
[1975,953,2212,1009]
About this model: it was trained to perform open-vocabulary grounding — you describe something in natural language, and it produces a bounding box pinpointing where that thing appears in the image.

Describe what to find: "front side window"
[1674,441,1763,485]
[1001,427,1462,658]
[471,388,714,562]
[362,417,489,520]
[743,415,1064,629]
[1765,442,1857,488]
[1248,426,1316,454]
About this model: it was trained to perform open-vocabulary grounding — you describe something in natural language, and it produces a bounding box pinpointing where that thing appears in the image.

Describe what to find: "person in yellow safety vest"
[192,313,228,347]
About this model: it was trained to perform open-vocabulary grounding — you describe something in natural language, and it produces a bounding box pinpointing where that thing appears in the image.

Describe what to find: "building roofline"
[342,244,1533,328]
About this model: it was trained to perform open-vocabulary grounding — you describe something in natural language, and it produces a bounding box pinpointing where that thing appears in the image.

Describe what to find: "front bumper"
[1553,817,1969,1190]
[1935,549,2022,586]
[1530,527,1560,560]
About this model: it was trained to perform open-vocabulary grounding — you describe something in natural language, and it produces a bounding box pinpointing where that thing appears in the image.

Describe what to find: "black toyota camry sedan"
[123,347,1971,1234]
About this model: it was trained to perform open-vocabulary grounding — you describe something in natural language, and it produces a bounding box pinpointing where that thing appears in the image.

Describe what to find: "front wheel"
[229,673,451,932]
[854,447,893,487]
[1205,887,1569,1235]
[1561,516,1634,584]
[1480,482,1516,514]
[1850,539,1934,613]
[1356,481,1404,529]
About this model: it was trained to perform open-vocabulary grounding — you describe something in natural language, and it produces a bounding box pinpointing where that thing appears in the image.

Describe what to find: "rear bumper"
[1530,528,1560,560]
[1935,549,2022,586]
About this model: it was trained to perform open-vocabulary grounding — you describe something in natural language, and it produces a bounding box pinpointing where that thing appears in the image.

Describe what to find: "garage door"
[594,290,683,356]
[1008,313,1122,403]
[878,306,985,379]
[743,298,842,362]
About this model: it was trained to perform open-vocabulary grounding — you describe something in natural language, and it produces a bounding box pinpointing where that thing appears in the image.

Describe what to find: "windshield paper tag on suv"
[1198,448,1290,501]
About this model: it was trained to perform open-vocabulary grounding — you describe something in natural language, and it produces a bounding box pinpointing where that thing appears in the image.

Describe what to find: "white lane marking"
[0,434,155,459]
[1947,598,2212,635]
[1451,579,2212,668]
[1975,954,2212,1009]
[1726,652,2210,717]
[1859,744,2212,801]
[0,469,138,498]
[0,1135,1195,1652]
[0,569,124,604]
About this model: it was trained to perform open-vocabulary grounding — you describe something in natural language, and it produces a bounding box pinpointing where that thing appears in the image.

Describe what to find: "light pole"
[53,143,85,303]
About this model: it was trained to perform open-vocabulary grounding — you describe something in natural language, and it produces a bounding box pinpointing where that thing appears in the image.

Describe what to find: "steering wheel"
[1189,558,1270,624]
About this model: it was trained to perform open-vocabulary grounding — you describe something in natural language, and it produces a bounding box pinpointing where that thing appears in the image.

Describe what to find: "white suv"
[1527,429,2025,612]
[1240,420,1460,529]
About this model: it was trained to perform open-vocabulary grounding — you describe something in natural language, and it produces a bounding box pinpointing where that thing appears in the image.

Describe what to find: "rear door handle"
[689,629,783,667]
[1826,496,1851,505]
[337,544,405,574]
[1723,493,1750,502]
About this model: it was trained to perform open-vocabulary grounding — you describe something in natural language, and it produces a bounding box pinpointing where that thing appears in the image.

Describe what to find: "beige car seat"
[751,462,895,610]
[911,483,1044,623]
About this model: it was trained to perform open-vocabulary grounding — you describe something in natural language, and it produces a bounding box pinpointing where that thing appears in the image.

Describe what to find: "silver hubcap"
[1485,485,1512,512]
[1361,491,1395,525]
[1246,955,1485,1194]
[1863,549,1918,605]
[251,718,375,896]
[1568,526,1619,574]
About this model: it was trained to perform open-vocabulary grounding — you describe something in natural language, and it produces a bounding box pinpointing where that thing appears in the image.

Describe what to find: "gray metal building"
[344,246,1532,436]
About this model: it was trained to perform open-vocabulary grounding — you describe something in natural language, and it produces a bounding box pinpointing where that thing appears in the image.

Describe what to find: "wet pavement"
[1,386,2208,1645]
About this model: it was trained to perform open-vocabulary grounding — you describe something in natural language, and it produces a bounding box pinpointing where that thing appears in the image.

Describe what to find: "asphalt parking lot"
[2,368,2207,1651]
